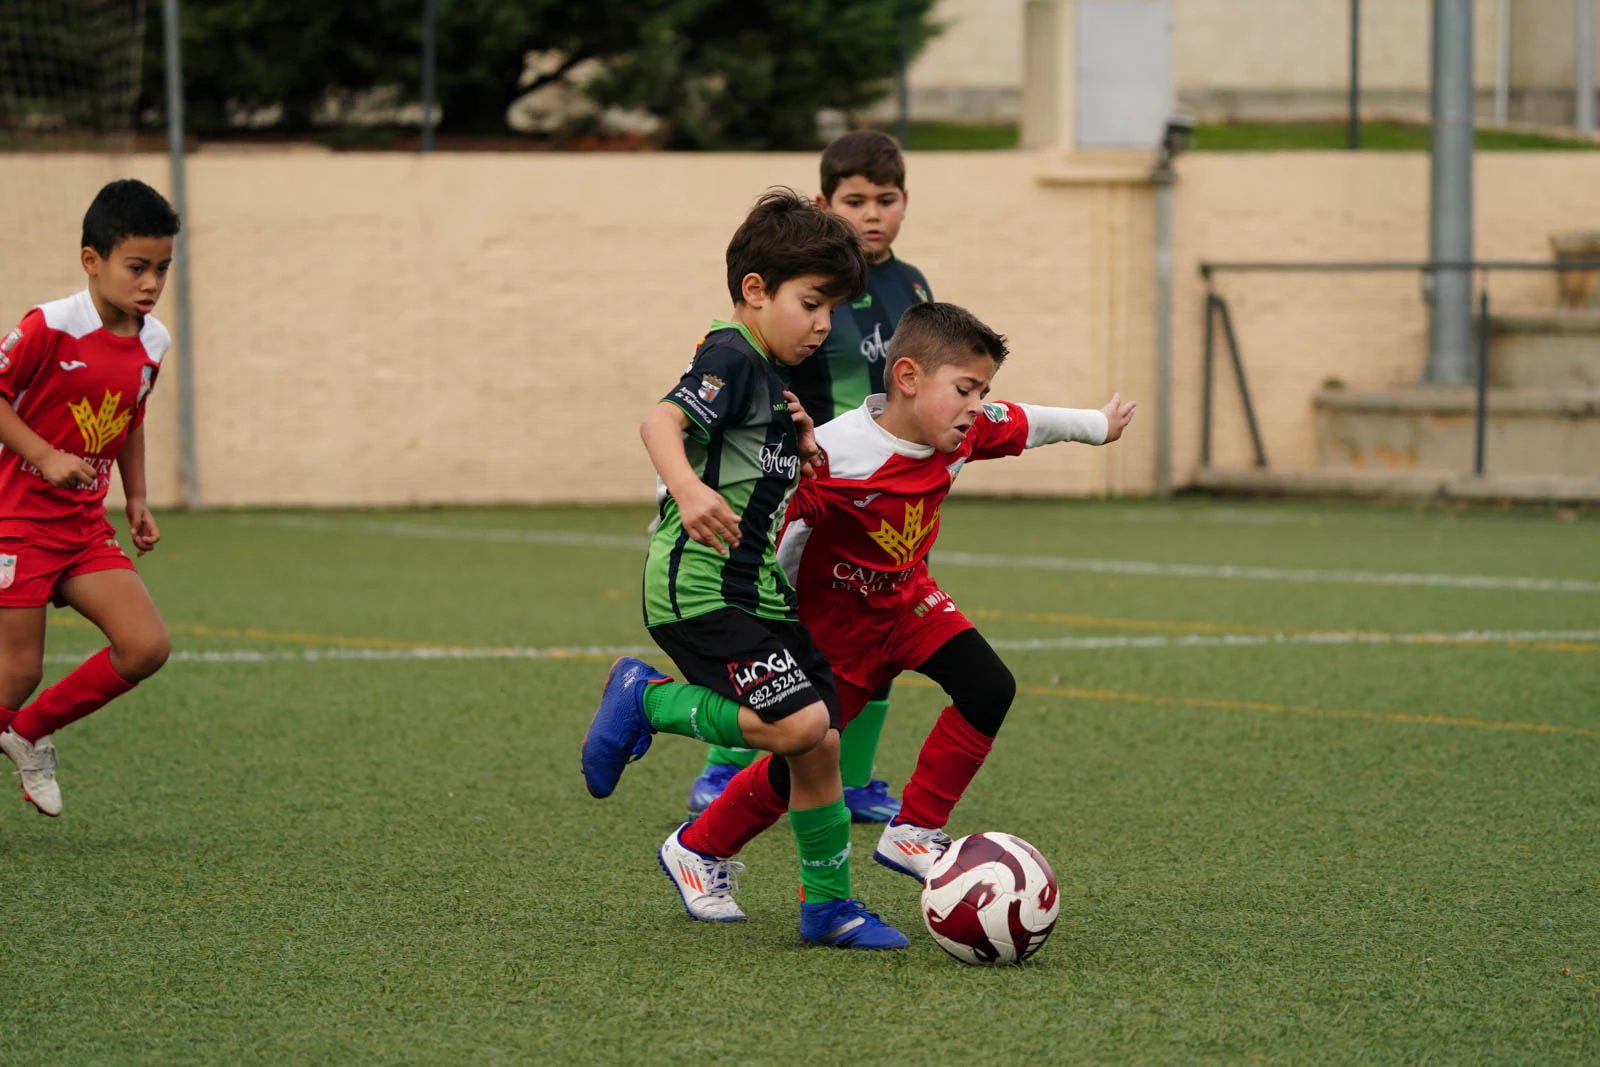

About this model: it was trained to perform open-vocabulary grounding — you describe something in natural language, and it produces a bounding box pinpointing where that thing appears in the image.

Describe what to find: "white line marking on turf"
[930,550,1600,593]
[250,515,1600,594]
[41,628,1598,666]
[259,515,649,550]
[44,644,658,665]
[986,629,1600,652]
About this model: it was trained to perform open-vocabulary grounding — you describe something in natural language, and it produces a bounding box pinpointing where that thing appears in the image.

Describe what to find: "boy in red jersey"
[658,301,1135,918]
[0,179,177,816]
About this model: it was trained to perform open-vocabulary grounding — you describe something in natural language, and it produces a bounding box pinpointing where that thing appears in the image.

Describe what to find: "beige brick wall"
[914,0,1024,91]
[911,0,1596,109]
[1172,152,1600,474]
[1174,0,1505,92]
[2,148,1596,507]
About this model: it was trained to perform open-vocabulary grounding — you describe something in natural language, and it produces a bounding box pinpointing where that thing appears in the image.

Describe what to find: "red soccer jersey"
[777,395,1030,658]
[0,290,168,548]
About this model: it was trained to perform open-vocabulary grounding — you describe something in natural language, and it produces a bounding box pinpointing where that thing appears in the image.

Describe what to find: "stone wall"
[3,147,1597,507]
[908,0,1595,123]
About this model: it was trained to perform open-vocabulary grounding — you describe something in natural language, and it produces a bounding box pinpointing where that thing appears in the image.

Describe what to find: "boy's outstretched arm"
[1019,392,1137,447]
[641,402,742,555]
[117,423,160,555]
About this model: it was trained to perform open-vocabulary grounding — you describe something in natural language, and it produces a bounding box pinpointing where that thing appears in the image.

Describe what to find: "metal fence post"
[1426,0,1475,383]
[1578,0,1595,134]
[1201,292,1216,468]
[1153,164,1176,498]
[163,0,200,507]
[897,2,912,148]
[1474,288,1490,475]
[421,0,437,152]
[1348,0,1362,149]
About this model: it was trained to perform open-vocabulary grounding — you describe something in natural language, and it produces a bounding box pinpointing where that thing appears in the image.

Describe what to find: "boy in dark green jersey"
[582,189,908,949]
[690,130,928,823]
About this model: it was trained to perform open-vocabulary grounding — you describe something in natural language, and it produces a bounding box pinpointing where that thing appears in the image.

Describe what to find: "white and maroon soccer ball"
[920,832,1059,965]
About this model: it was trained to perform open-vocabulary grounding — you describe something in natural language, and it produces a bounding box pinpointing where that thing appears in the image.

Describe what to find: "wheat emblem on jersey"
[868,499,938,567]
[69,390,133,453]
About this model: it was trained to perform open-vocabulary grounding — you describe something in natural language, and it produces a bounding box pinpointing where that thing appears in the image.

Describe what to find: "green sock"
[703,746,759,772]
[790,799,852,903]
[640,682,745,748]
[839,698,889,788]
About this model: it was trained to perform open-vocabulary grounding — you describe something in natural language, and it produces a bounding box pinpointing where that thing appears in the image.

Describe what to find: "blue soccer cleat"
[581,657,669,799]
[799,898,910,950]
[686,762,740,819]
[843,778,901,823]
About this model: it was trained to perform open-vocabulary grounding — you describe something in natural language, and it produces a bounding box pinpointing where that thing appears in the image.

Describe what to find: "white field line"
[250,515,1600,594]
[260,515,649,550]
[43,644,657,665]
[985,628,1600,652]
[930,550,1600,593]
[41,628,1600,666]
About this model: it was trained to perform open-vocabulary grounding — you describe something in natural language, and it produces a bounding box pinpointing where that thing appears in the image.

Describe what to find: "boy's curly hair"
[726,188,868,305]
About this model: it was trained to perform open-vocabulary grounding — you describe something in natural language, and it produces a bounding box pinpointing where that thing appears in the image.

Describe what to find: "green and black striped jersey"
[788,252,932,424]
[645,320,804,626]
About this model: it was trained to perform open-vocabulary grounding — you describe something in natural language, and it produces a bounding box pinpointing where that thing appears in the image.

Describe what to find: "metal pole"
[1348,0,1362,149]
[1494,0,1511,123]
[162,0,199,507]
[1200,295,1216,468]
[421,0,437,152]
[1152,166,1175,498]
[1425,0,1475,383]
[1578,0,1595,134]
[1474,288,1490,474]
[1216,298,1269,468]
[896,2,912,148]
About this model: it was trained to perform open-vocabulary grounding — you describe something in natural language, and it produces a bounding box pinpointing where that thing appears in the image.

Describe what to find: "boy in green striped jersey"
[689,130,929,824]
[582,189,907,949]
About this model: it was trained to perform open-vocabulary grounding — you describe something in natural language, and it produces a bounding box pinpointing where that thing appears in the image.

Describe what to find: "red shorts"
[0,535,135,608]
[808,581,973,730]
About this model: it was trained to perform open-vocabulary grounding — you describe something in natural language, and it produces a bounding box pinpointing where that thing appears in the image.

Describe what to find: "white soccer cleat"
[873,819,952,884]
[658,824,747,922]
[0,730,62,817]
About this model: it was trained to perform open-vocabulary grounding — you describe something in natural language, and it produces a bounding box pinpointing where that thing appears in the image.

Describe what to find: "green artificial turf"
[0,498,1595,1064]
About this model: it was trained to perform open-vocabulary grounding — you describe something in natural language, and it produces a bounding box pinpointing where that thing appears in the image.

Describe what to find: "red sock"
[10,648,135,743]
[0,707,15,734]
[681,755,788,857]
[898,705,994,830]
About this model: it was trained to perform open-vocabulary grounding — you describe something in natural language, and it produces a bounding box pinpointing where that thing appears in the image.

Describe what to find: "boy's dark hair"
[726,188,868,305]
[81,179,181,258]
[885,301,1009,374]
[820,129,906,201]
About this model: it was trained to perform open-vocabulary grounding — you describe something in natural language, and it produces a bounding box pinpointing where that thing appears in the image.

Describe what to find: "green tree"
[599,0,941,149]
[140,0,416,134]
[136,0,939,146]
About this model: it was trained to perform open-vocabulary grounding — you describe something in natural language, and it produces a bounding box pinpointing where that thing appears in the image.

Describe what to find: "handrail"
[1198,258,1600,479]
[1202,259,1600,277]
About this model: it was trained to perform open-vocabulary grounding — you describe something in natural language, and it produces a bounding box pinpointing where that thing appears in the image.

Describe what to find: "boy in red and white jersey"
[0,179,178,816]
[658,301,1135,918]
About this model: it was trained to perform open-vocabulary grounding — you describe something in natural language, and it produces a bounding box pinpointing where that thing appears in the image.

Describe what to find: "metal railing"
[1197,259,1600,477]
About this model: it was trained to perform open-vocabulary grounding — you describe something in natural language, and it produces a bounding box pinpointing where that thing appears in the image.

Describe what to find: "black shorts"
[649,607,840,728]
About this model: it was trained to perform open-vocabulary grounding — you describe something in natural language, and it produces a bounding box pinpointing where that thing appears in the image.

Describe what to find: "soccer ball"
[920,832,1059,965]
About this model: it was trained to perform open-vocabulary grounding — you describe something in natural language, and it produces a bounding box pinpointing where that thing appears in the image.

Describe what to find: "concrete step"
[1193,465,1600,503]
[1488,311,1600,388]
[1313,386,1600,478]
